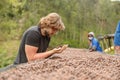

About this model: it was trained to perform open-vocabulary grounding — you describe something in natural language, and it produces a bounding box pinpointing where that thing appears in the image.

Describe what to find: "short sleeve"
[25,30,40,47]
[92,39,98,49]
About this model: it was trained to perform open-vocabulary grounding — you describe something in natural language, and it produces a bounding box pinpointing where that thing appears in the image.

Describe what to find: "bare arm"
[89,46,96,52]
[25,44,65,62]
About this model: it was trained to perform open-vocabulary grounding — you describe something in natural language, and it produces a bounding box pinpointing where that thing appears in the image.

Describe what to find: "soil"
[0,48,120,80]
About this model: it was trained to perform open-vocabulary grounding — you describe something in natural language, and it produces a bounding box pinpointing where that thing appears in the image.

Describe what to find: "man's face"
[44,27,59,37]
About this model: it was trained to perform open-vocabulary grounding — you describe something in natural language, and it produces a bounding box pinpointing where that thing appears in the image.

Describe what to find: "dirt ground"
[0,48,120,80]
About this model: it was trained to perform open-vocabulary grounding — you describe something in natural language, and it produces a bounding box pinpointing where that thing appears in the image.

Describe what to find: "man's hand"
[61,44,68,51]
[53,47,63,53]
[53,44,68,53]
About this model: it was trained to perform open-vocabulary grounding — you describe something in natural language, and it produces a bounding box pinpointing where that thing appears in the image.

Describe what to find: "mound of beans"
[0,48,120,80]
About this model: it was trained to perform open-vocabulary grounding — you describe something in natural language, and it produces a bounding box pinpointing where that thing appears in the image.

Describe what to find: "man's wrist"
[51,49,56,54]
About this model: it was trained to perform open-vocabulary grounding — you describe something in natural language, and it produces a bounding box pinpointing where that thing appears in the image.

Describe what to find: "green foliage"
[0,0,120,68]
[0,40,19,68]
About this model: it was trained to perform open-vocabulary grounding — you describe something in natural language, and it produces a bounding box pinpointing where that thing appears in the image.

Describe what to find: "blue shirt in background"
[91,38,103,52]
[114,21,120,46]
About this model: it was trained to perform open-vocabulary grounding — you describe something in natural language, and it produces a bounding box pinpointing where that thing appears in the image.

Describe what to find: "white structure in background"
[111,0,120,1]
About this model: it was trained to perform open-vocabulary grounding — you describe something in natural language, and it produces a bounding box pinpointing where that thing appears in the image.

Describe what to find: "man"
[0,13,67,72]
[14,13,66,64]
[88,32,102,52]
[114,21,120,55]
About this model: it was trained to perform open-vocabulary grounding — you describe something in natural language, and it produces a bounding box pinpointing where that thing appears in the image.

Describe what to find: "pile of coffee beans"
[0,48,120,80]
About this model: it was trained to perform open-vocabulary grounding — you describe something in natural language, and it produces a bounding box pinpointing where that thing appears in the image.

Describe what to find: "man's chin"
[46,34,52,37]
[48,34,53,37]
[49,33,56,37]
[44,31,50,37]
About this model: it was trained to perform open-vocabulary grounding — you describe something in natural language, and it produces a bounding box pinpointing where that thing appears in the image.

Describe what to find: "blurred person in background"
[88,32,103,52]
[114,21,120,55]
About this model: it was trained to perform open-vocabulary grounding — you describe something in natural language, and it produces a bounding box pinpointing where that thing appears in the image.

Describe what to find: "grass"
[0,40,20,68]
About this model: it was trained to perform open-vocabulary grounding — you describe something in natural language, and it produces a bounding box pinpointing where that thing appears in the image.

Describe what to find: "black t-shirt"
[14,26,50,64]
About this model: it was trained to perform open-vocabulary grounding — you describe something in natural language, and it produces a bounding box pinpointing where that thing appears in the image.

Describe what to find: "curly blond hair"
[38,13,65,30]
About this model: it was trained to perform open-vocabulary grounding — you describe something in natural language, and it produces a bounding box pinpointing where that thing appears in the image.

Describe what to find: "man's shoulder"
[23,26,41,37]
[27,26,39,31]
[92,38,98,42]
[93,38,96,40]
[26,26,40,33]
